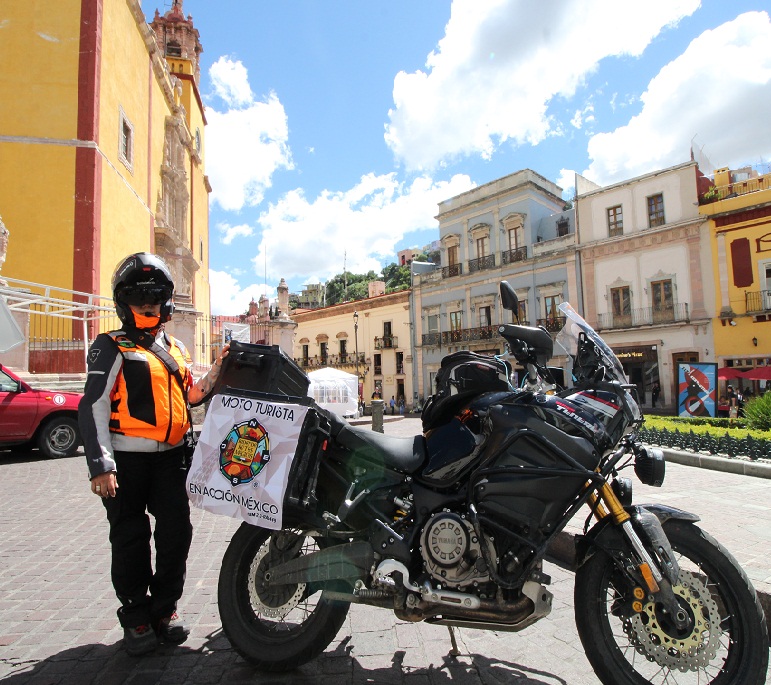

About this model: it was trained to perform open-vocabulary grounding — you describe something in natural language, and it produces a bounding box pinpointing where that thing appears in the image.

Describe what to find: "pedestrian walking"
[78,252,229,656]
[390,395,396,414]
[651,380,660,408]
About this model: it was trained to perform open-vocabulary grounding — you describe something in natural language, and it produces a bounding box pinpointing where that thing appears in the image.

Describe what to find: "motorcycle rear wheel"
[218,523,350,671]
[575,520,769,685]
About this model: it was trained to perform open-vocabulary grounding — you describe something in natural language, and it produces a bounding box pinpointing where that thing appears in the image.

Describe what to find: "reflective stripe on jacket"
[107,331,191,444]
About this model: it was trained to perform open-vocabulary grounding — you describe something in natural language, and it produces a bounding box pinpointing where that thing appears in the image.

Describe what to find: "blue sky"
[149,1,771,314]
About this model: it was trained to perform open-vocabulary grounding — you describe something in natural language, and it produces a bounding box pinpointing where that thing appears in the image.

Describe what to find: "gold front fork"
[587,482,631,525]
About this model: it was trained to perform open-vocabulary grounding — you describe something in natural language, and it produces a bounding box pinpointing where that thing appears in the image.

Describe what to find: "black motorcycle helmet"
[112,252,175,327]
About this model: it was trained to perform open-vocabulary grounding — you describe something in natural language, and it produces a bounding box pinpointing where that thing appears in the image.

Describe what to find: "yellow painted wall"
[0,0,81,288]
[703,187,771,362]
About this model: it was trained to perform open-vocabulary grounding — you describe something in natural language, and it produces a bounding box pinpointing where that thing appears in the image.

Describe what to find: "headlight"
[634,445,665,487]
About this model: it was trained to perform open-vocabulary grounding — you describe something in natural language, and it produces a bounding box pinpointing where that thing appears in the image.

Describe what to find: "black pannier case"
[214,341,310,398]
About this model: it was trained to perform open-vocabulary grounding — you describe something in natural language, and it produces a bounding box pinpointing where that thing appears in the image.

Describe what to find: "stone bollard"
[371,399,385,433]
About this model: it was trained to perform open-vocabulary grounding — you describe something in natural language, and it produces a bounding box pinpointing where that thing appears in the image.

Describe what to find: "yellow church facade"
[0,0,211,370]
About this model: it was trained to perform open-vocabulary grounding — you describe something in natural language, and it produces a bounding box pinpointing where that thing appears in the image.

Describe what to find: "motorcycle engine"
[419,512,491,589]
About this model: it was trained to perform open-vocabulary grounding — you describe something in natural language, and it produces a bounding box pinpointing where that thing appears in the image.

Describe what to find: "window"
[447,245,459,266]
[118,108,134,172]
[302,344,309,364]
[450,310,462,341]
[557,217,569,237]
[166,41,182,57]
[320,342,328,364]
[607,205,623,237]
[476,236,488,258]
[650,279,674,323]
[199,238,204,262]
[374,353,382,375]
[647,194,665,228]
[611,286,631,325]
[396,351,404,374]
[478,305,492,327]
[195,128,202,154]
[339,339,347,360]
[517,301,527,324]
[427,314,439,333]
[544,295,561,320]
[508,226,523,251]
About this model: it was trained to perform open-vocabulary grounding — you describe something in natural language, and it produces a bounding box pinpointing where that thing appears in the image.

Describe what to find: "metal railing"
[440,325,498,344]
[296,352,365,370]
[501,246,528,265]
[375,336,398,349]
[422,332,441,346]
[442,263,463,278]
[596,303,690,330]
[699,173,771,204]
[536,317,566,333]
[746,290,771,314]
[468,254,496,273]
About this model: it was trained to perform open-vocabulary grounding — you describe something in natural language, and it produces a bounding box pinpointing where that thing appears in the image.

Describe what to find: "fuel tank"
[473,394,606,534]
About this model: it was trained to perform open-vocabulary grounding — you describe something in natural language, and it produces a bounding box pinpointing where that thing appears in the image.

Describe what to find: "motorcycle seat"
[333,424,426,473]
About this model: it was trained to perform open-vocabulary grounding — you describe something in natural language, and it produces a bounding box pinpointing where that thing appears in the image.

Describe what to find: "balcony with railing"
[536,317,567,333]
[468,254,496,273]
[440,325,498,344]
[596,303,690,330]
[375,335,398,349]
[422,332,441,346]
[296,352,365,370]
[699,173,771,205]
[442,263,463,278]
[746,290,771,314]
[501,246,527,265]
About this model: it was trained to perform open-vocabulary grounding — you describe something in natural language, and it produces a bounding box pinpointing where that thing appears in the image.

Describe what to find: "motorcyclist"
[78,252,228,656]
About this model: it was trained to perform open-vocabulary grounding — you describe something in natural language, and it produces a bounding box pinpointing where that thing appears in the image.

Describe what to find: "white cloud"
[217,222,254,245]
[384,0,699,170]
[209,270,275,316]
[557,169,576,198]
[583,12,771,185]
[206,59,293,212]
[249,172,476,285]
[209,56,252,107]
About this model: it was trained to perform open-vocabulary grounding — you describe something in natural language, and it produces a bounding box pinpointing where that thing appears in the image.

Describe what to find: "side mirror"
[500,281,519,316]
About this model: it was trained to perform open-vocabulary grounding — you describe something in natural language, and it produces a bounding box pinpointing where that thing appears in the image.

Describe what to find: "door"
[0,369,39,439]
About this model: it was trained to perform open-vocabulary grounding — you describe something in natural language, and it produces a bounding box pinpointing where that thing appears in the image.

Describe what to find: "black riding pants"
[103,447,192,628]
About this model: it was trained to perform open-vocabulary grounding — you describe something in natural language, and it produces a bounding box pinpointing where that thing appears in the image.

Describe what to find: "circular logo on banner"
[219,419,271,486]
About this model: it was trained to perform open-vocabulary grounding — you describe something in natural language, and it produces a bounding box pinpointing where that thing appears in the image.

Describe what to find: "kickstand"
[447,626,461,657]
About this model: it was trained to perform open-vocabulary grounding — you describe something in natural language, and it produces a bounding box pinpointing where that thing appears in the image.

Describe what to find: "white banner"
[186,393,310,529]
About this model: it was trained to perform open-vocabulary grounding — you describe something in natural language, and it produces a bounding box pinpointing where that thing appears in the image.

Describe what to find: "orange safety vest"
[107,332,191,444]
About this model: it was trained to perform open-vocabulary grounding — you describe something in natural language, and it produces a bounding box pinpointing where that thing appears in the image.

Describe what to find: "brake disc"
[248,539,306,619]
[623,569,721,670]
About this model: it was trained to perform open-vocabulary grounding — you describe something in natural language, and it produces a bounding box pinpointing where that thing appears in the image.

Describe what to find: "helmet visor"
[118,285,172,306]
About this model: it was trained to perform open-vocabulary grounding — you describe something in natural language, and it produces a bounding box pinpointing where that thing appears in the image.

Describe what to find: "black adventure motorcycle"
[217,281,769,685]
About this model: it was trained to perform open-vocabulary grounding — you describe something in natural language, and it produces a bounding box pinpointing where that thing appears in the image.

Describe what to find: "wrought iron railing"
[375,336,397,349]
[468,254,496,273]
[639,426,771,461]
[596,303,690,330]
[440,325,498,344]
[536,316,566,333]
[297,352,365,369]
[501,246,527,265]
[422,332,441,346]
[442,263,463,278]
[746,290,771,314]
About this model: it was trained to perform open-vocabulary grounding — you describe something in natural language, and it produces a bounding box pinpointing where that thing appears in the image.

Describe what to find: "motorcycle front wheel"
[218,523,350,672]
[575,520,769,685]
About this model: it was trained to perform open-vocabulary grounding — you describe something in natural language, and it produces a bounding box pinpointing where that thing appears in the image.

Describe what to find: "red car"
[0,363,83,458]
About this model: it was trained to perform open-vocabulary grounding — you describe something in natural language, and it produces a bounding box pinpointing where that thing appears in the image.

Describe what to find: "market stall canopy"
[307,367,359,419]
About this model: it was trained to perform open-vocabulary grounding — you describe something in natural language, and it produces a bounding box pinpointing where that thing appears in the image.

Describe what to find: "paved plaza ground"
[1,417,769,684]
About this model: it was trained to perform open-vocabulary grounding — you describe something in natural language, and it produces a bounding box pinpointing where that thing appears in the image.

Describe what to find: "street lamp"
[353,311,360,408]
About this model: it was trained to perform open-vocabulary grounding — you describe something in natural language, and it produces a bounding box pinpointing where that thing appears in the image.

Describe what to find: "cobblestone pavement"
[1,417,769,684]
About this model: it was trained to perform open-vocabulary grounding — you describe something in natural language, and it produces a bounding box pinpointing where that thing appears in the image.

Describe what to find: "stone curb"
[657,447,771,480]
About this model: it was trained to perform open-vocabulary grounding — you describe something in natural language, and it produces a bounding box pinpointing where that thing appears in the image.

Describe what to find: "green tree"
[742,392,771,431]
